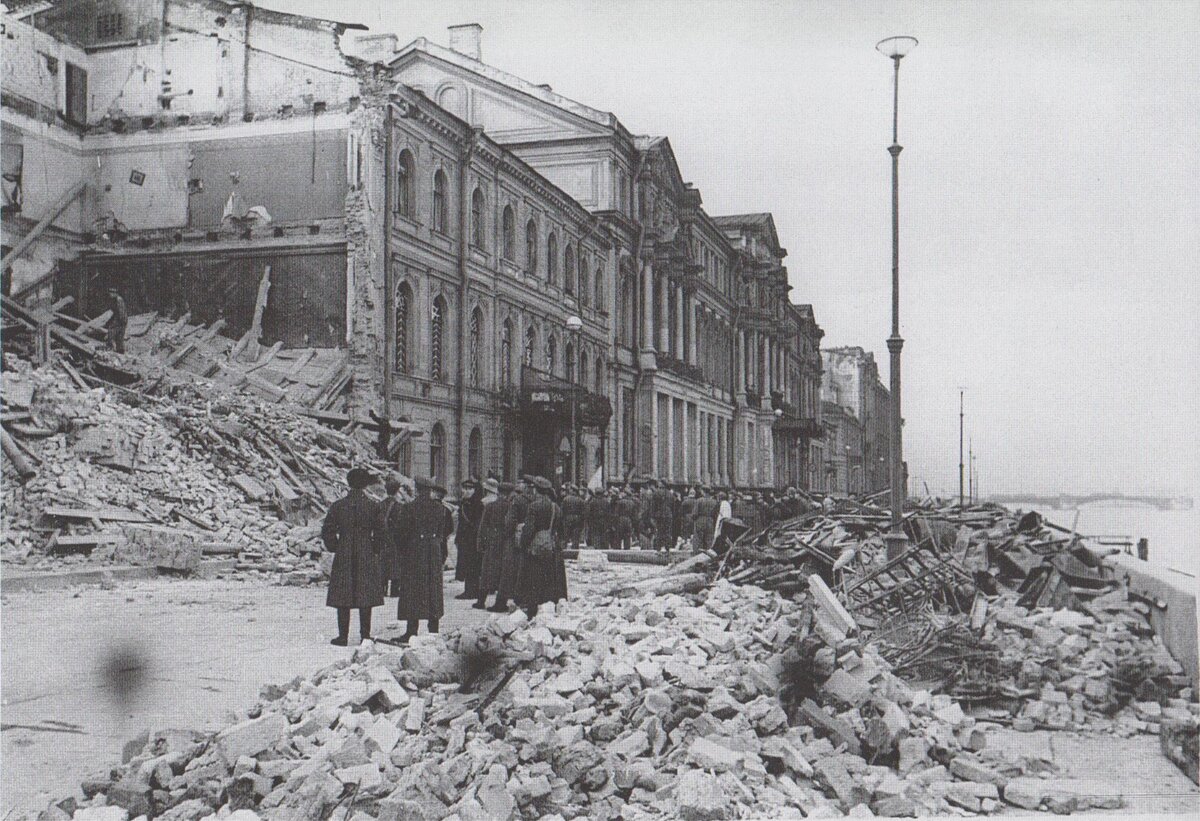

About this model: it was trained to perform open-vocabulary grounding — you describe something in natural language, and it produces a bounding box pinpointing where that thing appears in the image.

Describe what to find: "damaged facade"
[822,345,892,494]
[387,27,828,489]
[4,6,836,490]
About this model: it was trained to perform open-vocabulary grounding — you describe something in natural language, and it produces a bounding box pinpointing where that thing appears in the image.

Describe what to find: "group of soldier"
[554,480,816,554]
[321,464,816,646]
[320,469,570,646]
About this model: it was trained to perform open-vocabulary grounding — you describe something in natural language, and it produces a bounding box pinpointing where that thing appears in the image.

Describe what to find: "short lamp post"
[566,314,583,485]
[876,34,917,558]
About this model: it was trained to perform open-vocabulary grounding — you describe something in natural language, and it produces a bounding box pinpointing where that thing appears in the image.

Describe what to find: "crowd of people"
[320,466,818,646]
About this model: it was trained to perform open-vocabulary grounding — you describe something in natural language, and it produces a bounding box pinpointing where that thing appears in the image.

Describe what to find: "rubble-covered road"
[0,564,642,817]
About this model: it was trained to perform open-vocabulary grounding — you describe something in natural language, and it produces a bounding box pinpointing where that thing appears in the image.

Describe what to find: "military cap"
[347,467,377,490]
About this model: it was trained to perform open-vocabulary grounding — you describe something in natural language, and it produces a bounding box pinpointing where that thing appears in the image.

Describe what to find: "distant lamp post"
[567,314,583,484]
[876,34,917,554]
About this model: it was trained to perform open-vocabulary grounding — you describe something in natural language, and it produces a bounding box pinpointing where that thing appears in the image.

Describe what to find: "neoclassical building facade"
[379,24,827,488]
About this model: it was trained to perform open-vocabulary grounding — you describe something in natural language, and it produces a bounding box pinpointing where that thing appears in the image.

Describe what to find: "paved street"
[0,565,627,816]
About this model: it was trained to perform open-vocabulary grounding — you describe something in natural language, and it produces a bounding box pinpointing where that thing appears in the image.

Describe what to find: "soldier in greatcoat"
[615,489,638,550]
[388,476,452,640]
[322,467,383,646]
[474,478,508,611]
[585,486,610,549]
[561,484,585,549]
[494,476,533,612]
[679,487,698,552]
[454,479,484,600]
[652,480,675,552]
[638,480,656,550]
[517,476,567,617]
[692,487,719,554]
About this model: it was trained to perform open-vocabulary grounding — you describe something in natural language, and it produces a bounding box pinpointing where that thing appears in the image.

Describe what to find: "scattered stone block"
[215,713,288,765]
[675,769,729,821]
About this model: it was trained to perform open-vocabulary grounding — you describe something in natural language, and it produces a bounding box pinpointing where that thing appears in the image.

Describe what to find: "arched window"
[564,244,575,294]
[502,206,515,261]
[523,325,536,369]
[430,295,446,381]
[577,349,587,387]
[595,356,604,396]
[620,274,636,347]
[468,427,483,480]
[500,319,513,387]
[394,282,412,374]
[469,306,483,386]
[396,150,415,218]
[545,333,557,375]
[398,438,412,476]
[547,232,558,286]
[432,169,448,233]
[430,423,445,485]
[578,256,590,307]
[525,219,538,275]
[594,266,605,312]
[565,341,575,383]
[470,187,485,247]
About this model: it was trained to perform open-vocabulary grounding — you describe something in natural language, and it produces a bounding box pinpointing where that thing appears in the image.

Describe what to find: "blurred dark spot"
[99,642,151,708]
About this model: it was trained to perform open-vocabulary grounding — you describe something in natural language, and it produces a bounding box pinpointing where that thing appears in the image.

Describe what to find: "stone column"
[688,294,698,364]
[737,330,746,391]
[641,263,655,353]
[657,275,670,353]
[664,395,674,482]
[674,285,684,361]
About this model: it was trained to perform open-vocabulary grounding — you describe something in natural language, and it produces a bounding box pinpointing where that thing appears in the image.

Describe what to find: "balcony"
[656,353,706,385]
[500,365,612,427]
[774,413,824,438]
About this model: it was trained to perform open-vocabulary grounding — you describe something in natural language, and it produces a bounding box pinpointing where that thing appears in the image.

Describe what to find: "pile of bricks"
[52,572,1167,821]
[0,357,380,578]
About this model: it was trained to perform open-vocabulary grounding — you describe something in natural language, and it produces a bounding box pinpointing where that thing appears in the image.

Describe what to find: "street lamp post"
[959,389,965,507]
[876,35,917,552]
[567,314,583,485]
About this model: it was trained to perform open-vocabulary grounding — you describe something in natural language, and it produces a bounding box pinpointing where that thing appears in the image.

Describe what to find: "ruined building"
[821,346,892,494]
[2,5,828,489]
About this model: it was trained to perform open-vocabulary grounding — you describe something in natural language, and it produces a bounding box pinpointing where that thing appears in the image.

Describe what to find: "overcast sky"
[271,0,1198,496]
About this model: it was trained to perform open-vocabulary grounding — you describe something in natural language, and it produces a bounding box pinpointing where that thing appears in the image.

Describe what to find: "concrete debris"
[59,571,1161,820]
[1,357,387,578]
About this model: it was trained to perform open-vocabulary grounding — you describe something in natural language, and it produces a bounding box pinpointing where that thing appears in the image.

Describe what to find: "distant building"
[821,346,890,493]
[821,400,863,494]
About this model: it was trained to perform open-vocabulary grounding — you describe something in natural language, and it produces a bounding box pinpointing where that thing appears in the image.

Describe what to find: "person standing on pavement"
[378,474,405,598]
[322,467,383,646]
[495,476,533,612]
[561,484,585,549]
[517,476,567,618]
[652,480,674,553]
[106,288,128,354]
[454,479,484,601]
[585,485,609,550]
[474,478,507,610]
[388,476,451,641]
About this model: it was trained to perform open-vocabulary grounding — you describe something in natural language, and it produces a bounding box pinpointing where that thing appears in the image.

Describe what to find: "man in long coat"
[388,476,452,640]
[378,474,405,598]
[585,487,610,550]
[679,487,698,552]
[474,478,508,611]
[495,477,533,611]
[561,485,585,549]
[693,488,719,554]
[454,479,484,600]
[517,476,567,617]
[322,467,383,646]
[615,489,638,551]
[652,480,675,552]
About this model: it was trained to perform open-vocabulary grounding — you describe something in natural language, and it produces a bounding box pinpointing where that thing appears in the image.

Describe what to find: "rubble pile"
[1,357,382,576]
[57,571,1198,821]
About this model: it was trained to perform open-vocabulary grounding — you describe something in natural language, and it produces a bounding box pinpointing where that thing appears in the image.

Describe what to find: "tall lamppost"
[876,35,917,548]
[567,314,583,485]
[958,389,965,507]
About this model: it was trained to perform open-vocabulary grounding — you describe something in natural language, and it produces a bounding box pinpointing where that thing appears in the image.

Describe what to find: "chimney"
[448,23,482,61]
[348,33,398,62]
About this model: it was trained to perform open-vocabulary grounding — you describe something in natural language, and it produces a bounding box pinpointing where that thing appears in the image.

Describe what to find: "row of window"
[394,283,605,393]
[394,150,606,311]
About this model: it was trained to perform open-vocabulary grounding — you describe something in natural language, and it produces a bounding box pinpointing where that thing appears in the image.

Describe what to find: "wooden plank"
[284,348,316,379]
[43,505,150,523]
[75,309,113,334]
[164,340,198,368]
[245,341,283,373]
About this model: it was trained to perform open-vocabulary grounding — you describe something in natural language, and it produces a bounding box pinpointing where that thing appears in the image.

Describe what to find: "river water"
[1001,501,1199,579]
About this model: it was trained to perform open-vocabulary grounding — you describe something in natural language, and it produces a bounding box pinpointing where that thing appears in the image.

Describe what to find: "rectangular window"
[64,63,87,124]
[96,12,124,39]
